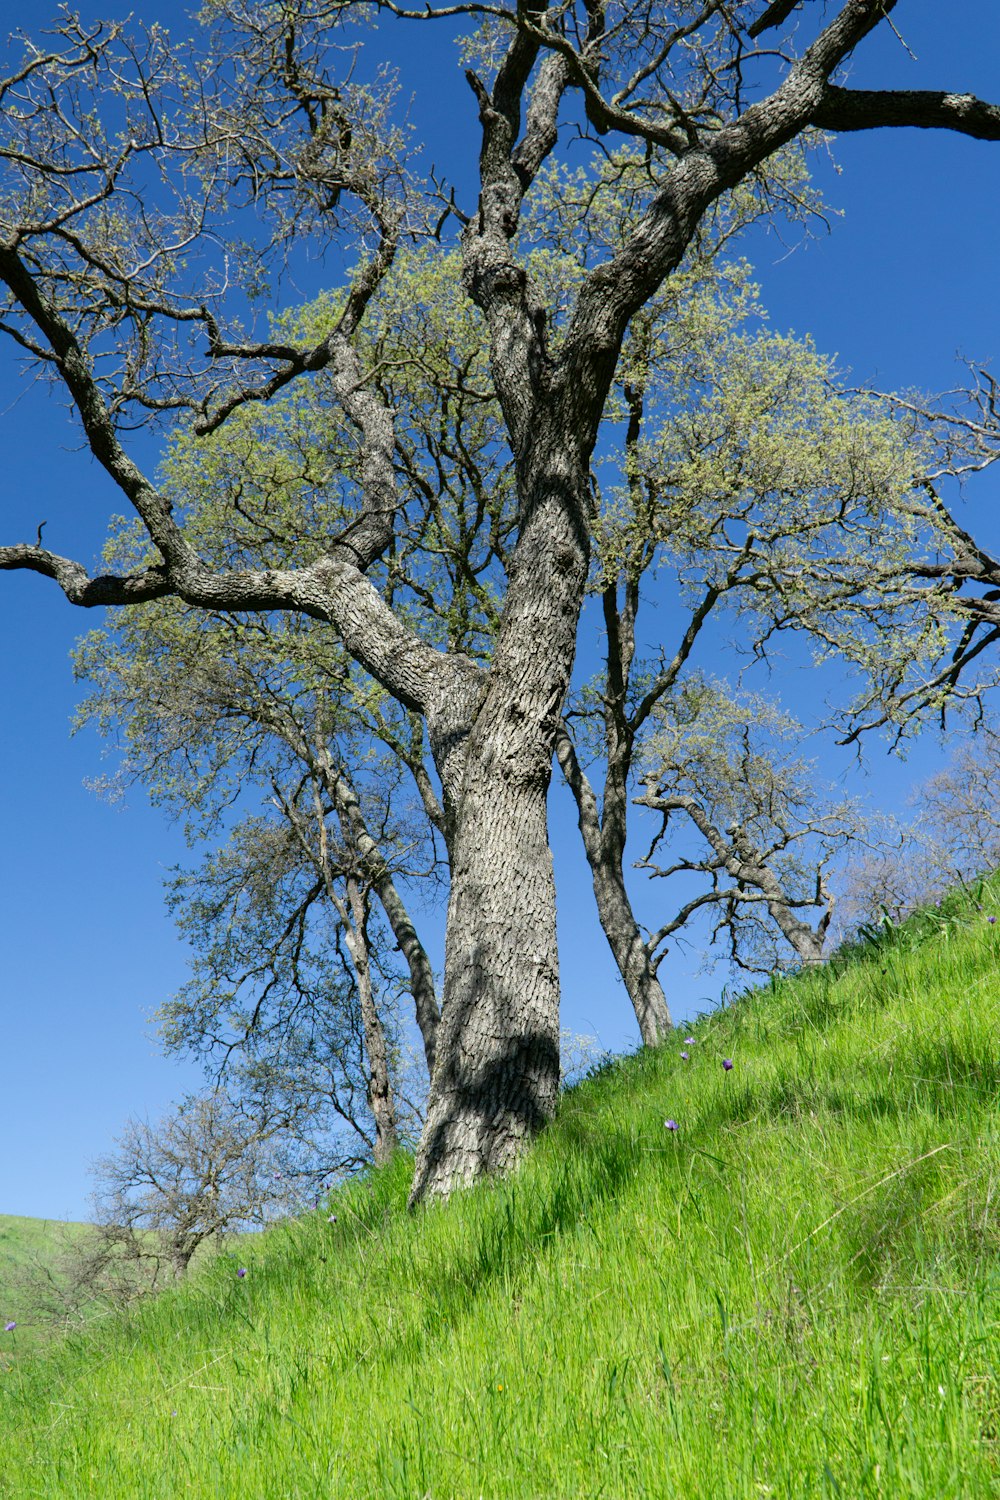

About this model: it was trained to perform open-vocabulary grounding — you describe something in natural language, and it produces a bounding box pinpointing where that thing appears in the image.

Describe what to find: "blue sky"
[2,3,999,1222]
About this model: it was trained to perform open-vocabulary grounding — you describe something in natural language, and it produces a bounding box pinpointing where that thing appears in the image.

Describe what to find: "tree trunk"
[326,760,440,1076]
[769,907,827,968]
[725,829,831,971]
[589,860,672,1046]
[343,875,399,1167]
[282,773,403,1166]
[408,739,561,1204]
[410,458,588,1206]
[555,727,672,1046]
[369,867,439,1078]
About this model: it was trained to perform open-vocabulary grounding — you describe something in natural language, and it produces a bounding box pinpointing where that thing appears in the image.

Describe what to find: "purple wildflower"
[664,1119,679,1132]
[683,1038,696,1046]
[680,1051,689,1062]
[989,916,997,926]
[236,1267,247,1279]
[722,1058,734,1072]
[3,1321,15,1332]
[327,1214,338,1224]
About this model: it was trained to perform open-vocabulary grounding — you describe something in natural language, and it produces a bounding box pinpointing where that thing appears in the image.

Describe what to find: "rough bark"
[410,451,589,1205]
[408,38,588,1202]
[411,748,560,1199]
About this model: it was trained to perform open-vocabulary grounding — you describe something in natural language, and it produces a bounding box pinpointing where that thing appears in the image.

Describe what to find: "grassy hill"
[2,887,999,1497]
[0,1215,92,1352]
[0,1213,80,1289]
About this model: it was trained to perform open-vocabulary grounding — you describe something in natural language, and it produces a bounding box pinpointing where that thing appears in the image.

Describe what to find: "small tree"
[557,306,927,1028]
[634,681,855,973]
[88,1091,290,1287]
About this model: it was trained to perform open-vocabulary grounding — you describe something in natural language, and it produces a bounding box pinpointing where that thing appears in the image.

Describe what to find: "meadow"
[2,887,998,1497]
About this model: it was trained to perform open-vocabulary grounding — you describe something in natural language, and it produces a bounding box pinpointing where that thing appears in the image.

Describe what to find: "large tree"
[1,1,999,1204]
[77,238,922,1063]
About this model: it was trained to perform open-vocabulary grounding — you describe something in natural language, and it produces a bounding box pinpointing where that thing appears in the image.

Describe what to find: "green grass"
[0,1216,91,1353]
[3,885,1000,1497]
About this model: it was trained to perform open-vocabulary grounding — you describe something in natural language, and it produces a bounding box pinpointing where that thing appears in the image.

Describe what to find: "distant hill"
[0,1213,86,1261]
[2,885,1000,1496]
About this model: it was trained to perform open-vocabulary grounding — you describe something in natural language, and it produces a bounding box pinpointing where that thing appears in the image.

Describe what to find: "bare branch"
[0,542,172,605]
[814,85,1000,140]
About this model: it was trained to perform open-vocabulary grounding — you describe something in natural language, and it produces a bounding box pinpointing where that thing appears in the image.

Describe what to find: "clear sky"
[2,2,999,1222]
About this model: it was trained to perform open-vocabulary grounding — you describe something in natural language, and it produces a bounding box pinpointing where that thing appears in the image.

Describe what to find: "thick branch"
[747,0,802,41]
[558,0,897,452]
[0,544,172,605]
[814,85,1000,139]
[0,242,194,569]
[0,535,470,722]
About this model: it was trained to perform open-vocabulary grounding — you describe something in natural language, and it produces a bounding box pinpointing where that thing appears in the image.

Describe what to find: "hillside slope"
[0,1215,91,1352]
[2,890,999,1498]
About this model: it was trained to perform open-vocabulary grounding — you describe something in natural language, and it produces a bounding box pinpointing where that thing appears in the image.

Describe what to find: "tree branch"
[0,240,195,569]
[747,0,802,41]
[814,85,1000,139]
[558,0,897,454]
[0,543,173,605]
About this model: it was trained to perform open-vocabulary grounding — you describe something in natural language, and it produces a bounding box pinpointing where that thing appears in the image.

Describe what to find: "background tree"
[634,681,855,973]
[834,718,1000,934]
[160,811,425,1174]
[86,1091,291,1292]
[916,722,1000,884]
[78,593,441,1166]
[556,291,931,1032]
[2,2,999,1202]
